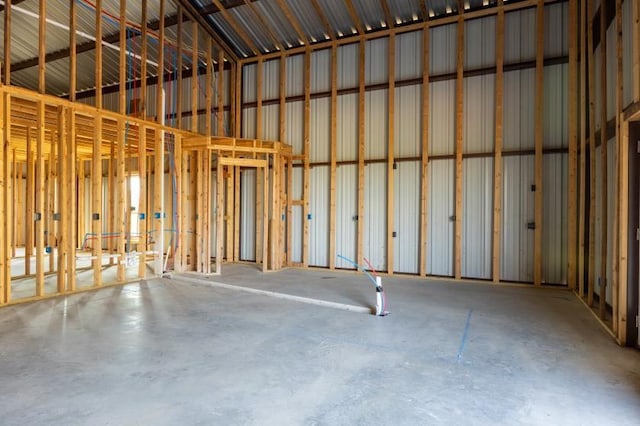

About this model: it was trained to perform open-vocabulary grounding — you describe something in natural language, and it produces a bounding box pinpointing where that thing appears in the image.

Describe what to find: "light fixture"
[429,10,435,17]
[337,31,343,37]
[412,13,419,21]
[395,17,402,25]
[365,24,372,31]
[381,20,387,28]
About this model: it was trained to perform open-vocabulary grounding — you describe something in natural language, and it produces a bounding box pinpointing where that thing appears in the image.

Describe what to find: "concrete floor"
[0,264,639,425]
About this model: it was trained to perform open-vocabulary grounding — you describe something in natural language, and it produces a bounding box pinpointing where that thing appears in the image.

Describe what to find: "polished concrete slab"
[0,264,639,425]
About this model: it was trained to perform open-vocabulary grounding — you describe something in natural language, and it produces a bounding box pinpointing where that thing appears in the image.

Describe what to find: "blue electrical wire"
[336,255,378,287]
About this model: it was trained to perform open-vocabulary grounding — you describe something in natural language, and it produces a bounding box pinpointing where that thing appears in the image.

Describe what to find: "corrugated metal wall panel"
[428,159,455,276]
[394,161,420,274]
[622,0,633,108]
[430,23,457,75]
[242,107,257,139]
[504,8,536,63]
[544,2,568,57]
[430,81,455,156]
[286,54,305,97]
[462,158,493,279]
[503,69,535,151]
[543,64,568,149]
[396,31,422,80]
[594,145,603,293]
[338,43,359,89]
[309,166,330,267]
[364,163,387,271]
[263,59,280,100]
[606,23,617,121]
[595,46,602,131]
[209,169,218,258]
[606,138,616,303]
[311,49,331,93]
[243,63,257,103]
[286,101,304,154]
[240,169,256,261]
[542,153,567,284]
[365,90,388,159]
[310,98,331,163]
[365,37,389,85]
[395,85,421,158]
[465,16,496,69]
[464,75,495,153]
[337,94,359,161]
[291,205,303,263]
[262,104,280,141]
[501,155,534,282]
[335,165,358,269]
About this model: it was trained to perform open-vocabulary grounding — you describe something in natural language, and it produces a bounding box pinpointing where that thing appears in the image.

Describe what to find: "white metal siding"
[338,43,359,90]
[337,94,359,162]
[430,81,456,156]
[544,64,568,149]
[394,161,420,274]
[365,37,389,85]
[503,69,535,151]
[364,163,387,271]
[465,16,496,70]
[395,85,421,158]
[240,169,256,261]
[462,158,493,279]
[335,165,358,269]
[310,98,331,163]
[309,166,330,267]
[396,31,422,80]
[542,153,568,284]
[430,23,457,75]
[464,75,495,153]
[365,90,389,159]
[428,159,455,276]
[504,8,536,63]
[311,49,331,93]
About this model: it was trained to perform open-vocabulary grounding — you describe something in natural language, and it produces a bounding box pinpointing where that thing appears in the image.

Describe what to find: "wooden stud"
[218,50,225,136]
[140,0,148,119]
[492,2,505,283]
[274,0,308,46]
[387,33,396,274]
[0,92,6,304]
[95,0,102,108]
[255,147,263,264]
[233,165,240,262]
[357,39,365,266]
[204,150,211,273]
[116,120,126,282]
[243,0,283,52]
[344,0,364,35]
[211,0,259,55]
[69,0,76,100]
[634,0,640,102]
[226,162,234,262]
[67,109,77,291]
[303,51,311,267]
[77,159,84,250]
[196,150,204,272]
[190,151,197,269]
[329,45,337,270]
[612,0,623,335]
[262,163,269,272]
[154,128,164,276]
[57,107,67,292]
[92,116,103,287]
[36,101,45,295]
[157,0,165,125]
[25,130,33,276]
[138,126,147,278]
[3,93,12,302]
[256,59,263,140]
[454,15,464,280]
[47,145,54,273]
[191,22,198,133]
[381,0,395,28]
[533,0,544,286]
[216,156,224,273]
[11,149,16,258]
[180,143,189,270]
[38,0,46,94]
[309,0,335,40]
[206,41,213,137]
[599,0,608,319]
[177,7,183,129]
[617,118,628,343]
[567,0,578,291]
[587,0,596,306]
[234,62,241,138]
[420,25,430,277]
[4,0,11,85]
[174,133,183,272]
[107,142,115,263]
[578,0,587,298]
[286,156,293,265]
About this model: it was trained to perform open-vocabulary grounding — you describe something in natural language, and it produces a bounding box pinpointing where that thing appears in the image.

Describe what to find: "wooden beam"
[387,33,395,274]
[419,0,429,21]
[4,0,11,85]
[140,0,148,119]
[492,1,505,283]
[303,51,311,267]
[119,0,127,115]
[157,0,165,125]
[344,0,364,35]
[234,62,241,137]
[36,101,45,295]
[107,142,115,264]
[233,165,240,262]
[578,0,587,298]
[567,0,578,291]
[256,59,263,139]
[587,0,596,305]
[206,40,213,136]
[225,162,234,262]
[116,119,126,282]
[612,0,623,336]
[617,118,628,343]
[599,0,608,319]
[211,0,259,55]
[95,0,102,108]
[0,92,6,304]
[76,159,84,250]
[309,0,335,40]
[329,45,337,270]
[533,0,544,286]
[420,25,429,277]
[279,56,286,143]
[357,39,365,266]
[38,0,45,94]
[174,133,183,272]
[274,0,309,46]
[92,115,102,287]
[57,107,67,292]
[218,50,225,136]
[67,108,77,291]
[215,156,224,273]
[381,0,395,28]
[177,7,183,129]
[25,129,33,276]
[196,150,204,271]
[69,0,76,101]
[138,127,147,278]
[47,142,54,273]
[179,140,188,270]
[262,164,269,272]
[154,128,164,275]
[191,22,199,132]
[243,0,283,52]
[454,15,464,280]
[203,150,211,273]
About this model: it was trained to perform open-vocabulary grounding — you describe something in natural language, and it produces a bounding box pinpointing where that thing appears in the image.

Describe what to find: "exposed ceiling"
[186,0,505,58]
